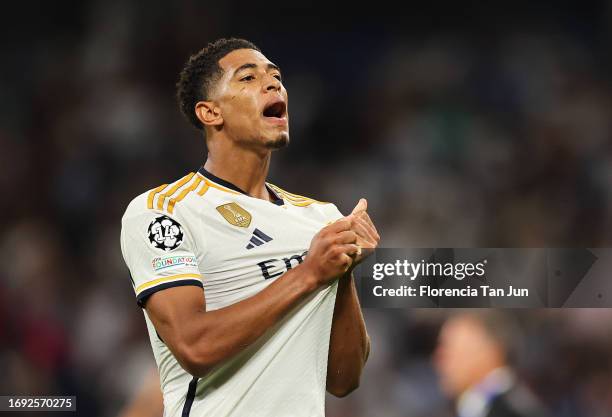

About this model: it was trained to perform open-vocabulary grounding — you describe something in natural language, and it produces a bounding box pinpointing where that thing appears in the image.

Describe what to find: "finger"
[355,211,380,241]
[351,217,377,247]
[338,243,361,256]
[335,230,358,244]
[351,198,367,215]
[356,209,373,226]
[326,218,352,233]
[349,205,377,234]
[355,209,375,230]
[339,253,354,271]
[351,222,375,248]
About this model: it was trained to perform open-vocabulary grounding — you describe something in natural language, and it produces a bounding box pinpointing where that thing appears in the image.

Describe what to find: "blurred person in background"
[434,311,549,417]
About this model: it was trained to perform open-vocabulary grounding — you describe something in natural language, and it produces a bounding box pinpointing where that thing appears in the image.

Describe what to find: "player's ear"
[195,101,223,127]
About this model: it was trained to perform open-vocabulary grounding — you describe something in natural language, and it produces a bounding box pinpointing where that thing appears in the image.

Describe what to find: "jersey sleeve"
[121,210,202,308]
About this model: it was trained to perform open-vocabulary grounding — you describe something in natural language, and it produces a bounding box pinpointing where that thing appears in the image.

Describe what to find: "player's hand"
[346,198,380,266]
[302,219,360,286]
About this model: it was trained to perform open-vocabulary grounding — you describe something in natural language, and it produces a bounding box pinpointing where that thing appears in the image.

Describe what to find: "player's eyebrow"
[267,63,280,72]
[233,62,281,77]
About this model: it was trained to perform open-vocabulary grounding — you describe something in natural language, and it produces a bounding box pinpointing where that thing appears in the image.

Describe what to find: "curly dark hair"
[176,38,261,130]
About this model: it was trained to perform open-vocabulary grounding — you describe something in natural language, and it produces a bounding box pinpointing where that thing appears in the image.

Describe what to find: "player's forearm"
[178,265,320,376]
[326,273,369,397]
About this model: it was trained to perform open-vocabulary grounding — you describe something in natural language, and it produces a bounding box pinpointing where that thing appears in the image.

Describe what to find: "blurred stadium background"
[2,1,612,416]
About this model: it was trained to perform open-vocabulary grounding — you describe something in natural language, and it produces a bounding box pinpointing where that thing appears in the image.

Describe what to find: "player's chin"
[264,132,290,150]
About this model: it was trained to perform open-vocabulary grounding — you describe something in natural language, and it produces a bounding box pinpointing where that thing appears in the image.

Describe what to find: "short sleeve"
[121,211,202,308]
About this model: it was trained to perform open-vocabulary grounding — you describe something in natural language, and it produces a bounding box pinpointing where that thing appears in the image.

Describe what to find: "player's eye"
[240,75,255,82]
[273,74,282,82]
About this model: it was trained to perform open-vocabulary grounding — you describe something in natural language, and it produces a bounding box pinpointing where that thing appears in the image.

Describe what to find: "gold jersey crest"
[216,202,252,228]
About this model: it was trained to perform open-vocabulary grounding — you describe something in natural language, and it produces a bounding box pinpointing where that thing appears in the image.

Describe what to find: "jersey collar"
[198,167,284,206]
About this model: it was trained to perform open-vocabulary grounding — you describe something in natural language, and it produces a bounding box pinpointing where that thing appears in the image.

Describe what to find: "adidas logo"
[246,228,273,250]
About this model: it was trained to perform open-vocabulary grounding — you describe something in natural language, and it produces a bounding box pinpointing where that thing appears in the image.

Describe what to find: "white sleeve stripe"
[135,273,202,294]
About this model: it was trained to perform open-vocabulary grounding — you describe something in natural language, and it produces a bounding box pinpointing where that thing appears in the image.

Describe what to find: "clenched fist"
[347,198,380,266]
[302,219,360,286]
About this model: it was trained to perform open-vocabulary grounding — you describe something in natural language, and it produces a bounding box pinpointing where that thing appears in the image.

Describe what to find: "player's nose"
[263,75,281,92]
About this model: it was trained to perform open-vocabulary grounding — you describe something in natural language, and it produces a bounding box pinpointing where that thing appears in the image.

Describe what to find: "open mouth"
[262,101,287,119]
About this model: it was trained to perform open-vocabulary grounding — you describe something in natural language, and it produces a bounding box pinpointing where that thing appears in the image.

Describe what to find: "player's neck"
[203,146,272,201]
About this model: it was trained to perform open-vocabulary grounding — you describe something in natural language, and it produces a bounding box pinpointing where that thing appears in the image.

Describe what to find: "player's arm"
[145,219,360,377]
[326,199,379,397]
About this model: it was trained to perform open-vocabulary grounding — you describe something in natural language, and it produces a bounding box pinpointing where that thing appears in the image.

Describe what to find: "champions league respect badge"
[147,215,184,251]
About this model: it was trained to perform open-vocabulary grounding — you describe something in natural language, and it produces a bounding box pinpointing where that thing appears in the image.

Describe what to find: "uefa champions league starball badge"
[147,215,185,251]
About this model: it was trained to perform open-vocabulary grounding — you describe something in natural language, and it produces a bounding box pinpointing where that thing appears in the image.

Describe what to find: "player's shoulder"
[267,182,343,220]
[123,171,206,222]
[266,183,325,207]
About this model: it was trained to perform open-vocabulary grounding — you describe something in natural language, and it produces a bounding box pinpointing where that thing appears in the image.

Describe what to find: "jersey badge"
[216,202,252,228]
[147,215,184,251]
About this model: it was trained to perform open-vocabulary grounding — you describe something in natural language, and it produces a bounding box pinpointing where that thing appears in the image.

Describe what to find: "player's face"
[214,49,289,150]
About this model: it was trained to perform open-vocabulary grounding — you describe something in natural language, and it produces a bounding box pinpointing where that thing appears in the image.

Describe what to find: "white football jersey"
[120,167,344,417]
